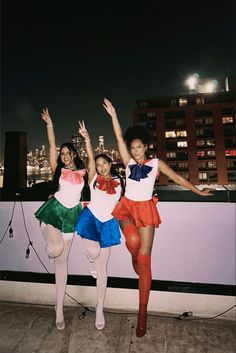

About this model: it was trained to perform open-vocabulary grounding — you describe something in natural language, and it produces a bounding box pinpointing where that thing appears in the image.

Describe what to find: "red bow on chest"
[61,168,86,184]
[96,175,120,194]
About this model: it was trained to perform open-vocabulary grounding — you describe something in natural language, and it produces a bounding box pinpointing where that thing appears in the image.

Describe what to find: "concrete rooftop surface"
[0,301,235,353]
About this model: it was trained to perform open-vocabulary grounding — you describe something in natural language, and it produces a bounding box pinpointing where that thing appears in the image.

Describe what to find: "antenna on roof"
[225,77,229,92]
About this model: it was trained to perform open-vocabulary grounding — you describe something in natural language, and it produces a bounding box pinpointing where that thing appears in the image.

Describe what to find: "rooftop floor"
[1,301,235,353]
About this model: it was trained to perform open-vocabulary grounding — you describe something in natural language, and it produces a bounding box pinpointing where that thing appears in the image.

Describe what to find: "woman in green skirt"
[35,108,86,330]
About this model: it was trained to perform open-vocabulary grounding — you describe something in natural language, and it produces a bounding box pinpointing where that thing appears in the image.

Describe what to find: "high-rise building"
[72,134,84,155]
[133,90,236,185]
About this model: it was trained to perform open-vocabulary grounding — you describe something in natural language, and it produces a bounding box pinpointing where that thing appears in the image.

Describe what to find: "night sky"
[1,0,235,160]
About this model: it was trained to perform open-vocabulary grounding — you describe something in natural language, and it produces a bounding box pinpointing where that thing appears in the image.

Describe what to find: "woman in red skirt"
[103,98,214,337]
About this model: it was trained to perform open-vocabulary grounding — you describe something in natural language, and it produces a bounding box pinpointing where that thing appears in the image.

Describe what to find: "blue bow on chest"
[128,164,153,181]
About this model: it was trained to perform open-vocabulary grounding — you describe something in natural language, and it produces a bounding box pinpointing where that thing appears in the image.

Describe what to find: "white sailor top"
[125,158,158,201]
[54,168,86,208]
[88,174,122,222]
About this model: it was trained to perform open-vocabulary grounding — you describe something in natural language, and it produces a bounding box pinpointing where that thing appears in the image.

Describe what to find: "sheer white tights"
[83,239,110,329]
[41,223,74,325]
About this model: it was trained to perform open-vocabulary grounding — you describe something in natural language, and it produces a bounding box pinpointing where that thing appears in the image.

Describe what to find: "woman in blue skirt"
[35,108,86,330]
[75,121,123,330]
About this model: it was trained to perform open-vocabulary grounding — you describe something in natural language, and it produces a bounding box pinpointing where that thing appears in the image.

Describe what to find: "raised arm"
[158,159,214,196]
[78,120,96,182]
[41,108,58,173]
[103,98,130,167]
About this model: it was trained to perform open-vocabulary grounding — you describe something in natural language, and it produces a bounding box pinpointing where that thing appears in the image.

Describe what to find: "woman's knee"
[122,223,141,256]
[47,242,64,258]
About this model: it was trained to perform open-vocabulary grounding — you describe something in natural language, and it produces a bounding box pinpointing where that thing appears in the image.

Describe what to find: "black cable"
[19,201,90,313]
[102,305,236,321]
[0,201,16,245]
[1,202,235,322]
[181,304,236,321]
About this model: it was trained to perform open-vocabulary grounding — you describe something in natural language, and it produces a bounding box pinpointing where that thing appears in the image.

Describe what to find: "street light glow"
[204,80,218,93]
[185,73,199,90]
[185,74,218,93]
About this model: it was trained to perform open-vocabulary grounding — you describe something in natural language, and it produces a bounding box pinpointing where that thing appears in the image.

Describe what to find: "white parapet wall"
[0,201,235,319]
[0,281,235,320]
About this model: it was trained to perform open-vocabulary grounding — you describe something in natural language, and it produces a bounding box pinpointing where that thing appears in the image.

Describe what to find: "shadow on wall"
[0,183,91,202]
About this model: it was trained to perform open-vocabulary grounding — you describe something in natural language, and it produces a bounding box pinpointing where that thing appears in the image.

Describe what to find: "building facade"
[133,91,236,185]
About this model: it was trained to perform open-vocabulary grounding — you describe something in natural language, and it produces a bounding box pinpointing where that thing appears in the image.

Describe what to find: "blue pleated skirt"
[75,207,121,248]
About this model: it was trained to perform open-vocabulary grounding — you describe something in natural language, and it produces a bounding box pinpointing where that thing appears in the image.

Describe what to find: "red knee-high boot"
[136,254,151,337]
[122,223,141,275]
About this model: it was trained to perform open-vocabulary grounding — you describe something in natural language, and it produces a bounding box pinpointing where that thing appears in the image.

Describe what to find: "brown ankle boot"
[136,304,147,337]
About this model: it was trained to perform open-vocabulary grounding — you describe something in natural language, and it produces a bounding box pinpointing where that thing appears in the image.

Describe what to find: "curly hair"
[123,125,151,148]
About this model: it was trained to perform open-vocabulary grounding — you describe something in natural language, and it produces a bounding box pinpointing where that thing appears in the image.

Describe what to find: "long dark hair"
[51,142,88,195]
[93,153,125,195]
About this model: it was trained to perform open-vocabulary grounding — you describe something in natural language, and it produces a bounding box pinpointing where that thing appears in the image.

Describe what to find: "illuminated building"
[133,89,236,185]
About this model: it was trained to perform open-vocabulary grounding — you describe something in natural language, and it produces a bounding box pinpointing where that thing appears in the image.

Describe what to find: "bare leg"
[95,247,110,330]
[54,232,74,330]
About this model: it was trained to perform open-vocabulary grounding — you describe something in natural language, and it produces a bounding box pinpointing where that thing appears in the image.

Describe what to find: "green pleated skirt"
[35,197,83,233]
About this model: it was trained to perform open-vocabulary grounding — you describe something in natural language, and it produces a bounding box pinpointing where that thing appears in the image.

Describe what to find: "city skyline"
[1,1,235,160]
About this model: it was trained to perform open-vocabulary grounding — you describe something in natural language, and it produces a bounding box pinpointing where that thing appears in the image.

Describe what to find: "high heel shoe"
[56,320,65,331]
[136,305,147,338]
[95,306,105,330]
[55,305,65,331]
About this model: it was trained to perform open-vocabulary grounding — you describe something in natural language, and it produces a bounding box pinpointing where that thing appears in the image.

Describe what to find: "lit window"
[196,140,205,146]
[222,116,234,124]
[176,119,185,126]
[208,161,216,168]
[206,139,215,146]
[195,118,203,126]
[165,131,176,138]
[198,162,207,169]
[177,141,188,148]
[196,129,204,136]
[140,102,148,108]
[169,162,177,169]
[176,130,187,137]
[205,118,213,125]
[197,151,206,158]
[147,112,156,119]
[178,162,188,169]
[181,173,189,180]
[225,150,236,157]
[179,98,188,106]
[199,172,207,180]
[207,150,216,157]
[166,152,176,159]
[196,97,205,105]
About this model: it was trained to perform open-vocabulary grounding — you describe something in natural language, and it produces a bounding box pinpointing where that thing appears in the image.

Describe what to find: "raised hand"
[41,107,53,125]
[78,120,90,141]
[103,98,116,116]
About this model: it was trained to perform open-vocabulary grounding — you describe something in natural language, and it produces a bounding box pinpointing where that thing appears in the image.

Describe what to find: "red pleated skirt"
[112,195,161,228]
